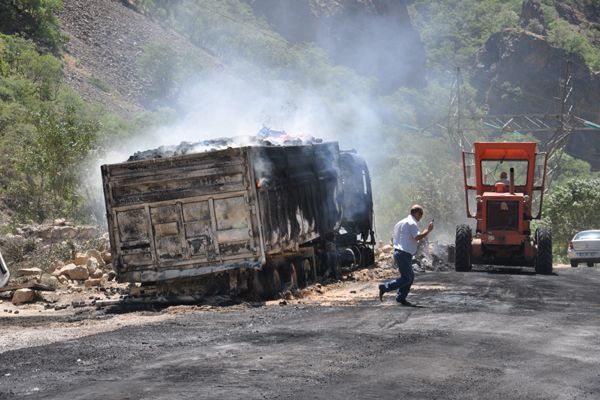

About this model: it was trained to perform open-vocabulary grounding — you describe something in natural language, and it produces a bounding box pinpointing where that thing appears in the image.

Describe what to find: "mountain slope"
[58,0,218,116]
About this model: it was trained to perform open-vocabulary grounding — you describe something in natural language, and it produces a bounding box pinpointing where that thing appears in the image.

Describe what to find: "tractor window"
[464,153,475,187]
[534,153,546,187]
[531,189,543,219]
[481,160,528,186]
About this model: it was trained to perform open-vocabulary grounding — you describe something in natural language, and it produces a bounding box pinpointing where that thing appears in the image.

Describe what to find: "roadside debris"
[0,220,127,313]
[374,241,453,272]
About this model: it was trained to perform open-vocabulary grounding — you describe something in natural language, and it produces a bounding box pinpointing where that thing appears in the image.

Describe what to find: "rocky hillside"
[54,0,600,164]
[474,1,600,168]
[57,0,217,116]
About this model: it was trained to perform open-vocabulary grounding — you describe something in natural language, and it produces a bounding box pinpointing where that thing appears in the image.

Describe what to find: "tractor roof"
[473,142,538,160]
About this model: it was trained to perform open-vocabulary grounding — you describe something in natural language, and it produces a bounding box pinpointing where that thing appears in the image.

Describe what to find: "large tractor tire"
[535,226,553,275]
[455,224,472,272]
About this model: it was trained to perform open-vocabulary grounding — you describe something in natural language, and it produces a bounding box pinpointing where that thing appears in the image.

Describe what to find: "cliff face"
[243,0,427,92]
[474,29,600,167]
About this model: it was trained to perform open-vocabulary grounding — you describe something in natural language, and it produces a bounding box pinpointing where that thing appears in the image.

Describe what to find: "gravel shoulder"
[1,265,599,399]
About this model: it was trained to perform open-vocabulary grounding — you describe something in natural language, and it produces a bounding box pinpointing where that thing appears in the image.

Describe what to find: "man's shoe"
[378,285,385,302]
[398,299,414,307]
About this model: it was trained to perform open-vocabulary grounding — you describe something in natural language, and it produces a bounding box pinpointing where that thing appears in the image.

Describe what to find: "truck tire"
[535,226,553,275]
[570,261,578,268]
[258,264,282,299]
[455,224,472,272]
[587,262,594,267]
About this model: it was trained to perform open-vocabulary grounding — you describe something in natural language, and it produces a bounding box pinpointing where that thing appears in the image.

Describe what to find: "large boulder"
[72,252,89,266]
[58,263,89,281]
[86,257,99,274]
[87,250,105,267]
[12,289,35,305]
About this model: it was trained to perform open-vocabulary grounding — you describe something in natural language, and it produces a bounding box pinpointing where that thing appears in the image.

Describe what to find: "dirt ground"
[1,264,600,399]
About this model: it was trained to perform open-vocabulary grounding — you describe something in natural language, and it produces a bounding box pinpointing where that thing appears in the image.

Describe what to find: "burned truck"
[101,141,375,299]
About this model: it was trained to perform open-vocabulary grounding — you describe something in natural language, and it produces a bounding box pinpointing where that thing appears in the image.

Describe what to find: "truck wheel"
[363,247,375,267]
[570,261,578,268]
[282,262,298,289]
[455,224,472,272]
[249,270,265,300]
[587,262,594,267]
[259,265,282,299]
[535,226,553,275]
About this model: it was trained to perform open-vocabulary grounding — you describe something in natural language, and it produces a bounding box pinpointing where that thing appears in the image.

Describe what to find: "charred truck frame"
[455,142,553,274]
[101,142,375,299]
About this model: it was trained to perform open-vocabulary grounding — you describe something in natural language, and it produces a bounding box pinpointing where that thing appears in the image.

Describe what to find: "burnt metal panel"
[339,151,374,240]
[182,201,213,257]
[104,148,248,208]
[102,148,263,282]
[101,142,345,283]
[250,143,341,254]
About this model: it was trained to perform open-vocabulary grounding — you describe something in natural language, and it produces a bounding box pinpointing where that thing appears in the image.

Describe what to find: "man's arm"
[415,221,434,241]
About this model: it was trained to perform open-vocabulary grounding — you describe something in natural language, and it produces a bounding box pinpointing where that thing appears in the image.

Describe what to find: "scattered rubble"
[0,220,126,313]
[374,240,453,272]
[0,218,453,313]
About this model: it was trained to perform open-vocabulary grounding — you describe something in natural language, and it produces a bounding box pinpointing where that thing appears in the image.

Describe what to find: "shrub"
[542,178,600,258]
[0,0,65,52]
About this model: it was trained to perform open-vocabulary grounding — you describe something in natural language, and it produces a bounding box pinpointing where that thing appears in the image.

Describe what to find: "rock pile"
[50,249,115,287]
[0,219,126,311]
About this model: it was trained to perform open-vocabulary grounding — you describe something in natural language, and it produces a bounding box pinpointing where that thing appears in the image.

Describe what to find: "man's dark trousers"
[382,250,414,302]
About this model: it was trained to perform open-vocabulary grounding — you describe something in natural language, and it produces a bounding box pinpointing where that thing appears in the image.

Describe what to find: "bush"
[542,178,600,258]
[8,94,100,223]
[88,75,110,93]
[548,18,600,71]
[0,0,65,52]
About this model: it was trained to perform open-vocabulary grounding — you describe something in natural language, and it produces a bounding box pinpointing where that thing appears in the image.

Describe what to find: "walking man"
[378,205,434,306]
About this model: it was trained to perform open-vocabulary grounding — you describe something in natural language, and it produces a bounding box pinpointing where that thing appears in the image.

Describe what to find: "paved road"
[1,266,600,399]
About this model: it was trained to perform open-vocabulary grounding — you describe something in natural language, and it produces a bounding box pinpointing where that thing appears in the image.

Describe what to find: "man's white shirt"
[393,215,420,255]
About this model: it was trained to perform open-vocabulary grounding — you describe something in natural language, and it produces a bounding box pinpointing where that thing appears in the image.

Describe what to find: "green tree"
[0,0,64,52]
[409,0,521,70]
[8,95,99,222]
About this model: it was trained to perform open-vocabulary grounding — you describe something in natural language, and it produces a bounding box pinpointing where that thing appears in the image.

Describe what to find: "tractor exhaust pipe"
[509,167,515,194]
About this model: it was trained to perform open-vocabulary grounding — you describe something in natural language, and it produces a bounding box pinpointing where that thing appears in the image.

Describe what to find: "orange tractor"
[455,142,553,274]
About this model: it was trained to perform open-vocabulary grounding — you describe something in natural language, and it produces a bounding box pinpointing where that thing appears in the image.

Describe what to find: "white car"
[568,230,600,267]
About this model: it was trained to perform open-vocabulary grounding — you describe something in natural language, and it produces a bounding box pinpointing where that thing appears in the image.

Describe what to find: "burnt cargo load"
[101,142,375,298]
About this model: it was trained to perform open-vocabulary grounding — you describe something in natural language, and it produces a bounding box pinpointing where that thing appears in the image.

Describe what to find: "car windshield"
[481,160,528,186]
[574,231,600,240]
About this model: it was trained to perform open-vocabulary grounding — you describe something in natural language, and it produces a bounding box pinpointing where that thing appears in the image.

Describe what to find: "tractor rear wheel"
[535,226,553,275]
[455,224,472,272]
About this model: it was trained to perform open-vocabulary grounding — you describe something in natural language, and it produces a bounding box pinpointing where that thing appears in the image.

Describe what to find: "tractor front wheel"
[455,224,472,272]
[535,226,553,275]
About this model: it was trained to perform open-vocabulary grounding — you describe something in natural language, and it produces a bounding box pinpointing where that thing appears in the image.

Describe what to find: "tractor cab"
[455,142,553,274]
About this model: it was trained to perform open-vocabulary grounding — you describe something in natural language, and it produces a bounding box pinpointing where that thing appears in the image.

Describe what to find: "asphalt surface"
[1,266,600,399]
